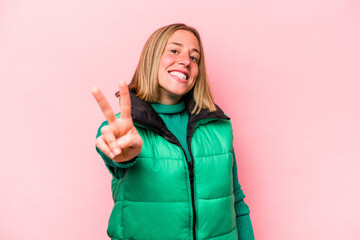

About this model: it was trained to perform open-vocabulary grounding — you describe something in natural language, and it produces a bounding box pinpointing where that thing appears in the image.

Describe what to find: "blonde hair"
[129,23,216,114]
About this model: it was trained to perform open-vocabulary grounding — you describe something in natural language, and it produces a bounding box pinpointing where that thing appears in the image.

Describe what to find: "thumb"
[117,134,142,149]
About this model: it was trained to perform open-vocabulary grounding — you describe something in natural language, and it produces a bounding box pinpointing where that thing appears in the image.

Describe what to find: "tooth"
[170,71,186,80]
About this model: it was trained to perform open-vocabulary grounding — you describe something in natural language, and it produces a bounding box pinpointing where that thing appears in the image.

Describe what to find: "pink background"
[1,0,360,239]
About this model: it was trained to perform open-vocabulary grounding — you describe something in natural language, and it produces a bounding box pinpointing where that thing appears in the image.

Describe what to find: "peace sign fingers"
[92,81,143,162]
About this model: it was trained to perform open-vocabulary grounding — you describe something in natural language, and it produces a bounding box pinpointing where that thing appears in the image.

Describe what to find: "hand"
[91,81,143,162]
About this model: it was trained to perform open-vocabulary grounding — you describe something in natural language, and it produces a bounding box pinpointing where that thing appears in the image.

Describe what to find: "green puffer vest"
[107,93,238,240]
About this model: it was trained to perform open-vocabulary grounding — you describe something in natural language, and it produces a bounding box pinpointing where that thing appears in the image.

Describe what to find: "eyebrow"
[168,42,200,54]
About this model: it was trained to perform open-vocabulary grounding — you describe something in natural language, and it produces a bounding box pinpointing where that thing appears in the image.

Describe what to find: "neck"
[159,93,181,105]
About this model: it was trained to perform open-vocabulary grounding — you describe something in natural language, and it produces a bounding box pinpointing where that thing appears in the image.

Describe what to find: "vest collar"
[130,92,230,144]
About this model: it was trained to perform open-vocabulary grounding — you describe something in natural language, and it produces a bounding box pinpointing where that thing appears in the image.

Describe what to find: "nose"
[177,53,191,66]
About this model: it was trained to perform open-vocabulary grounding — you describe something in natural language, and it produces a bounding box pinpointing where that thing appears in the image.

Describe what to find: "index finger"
[118,81,132,119]
[91,87,117,124]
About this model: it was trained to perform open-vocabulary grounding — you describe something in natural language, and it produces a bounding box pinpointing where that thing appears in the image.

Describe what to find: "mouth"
[169,70,189,80]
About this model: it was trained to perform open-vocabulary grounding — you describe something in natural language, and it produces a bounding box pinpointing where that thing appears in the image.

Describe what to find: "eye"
[170,49,178,54]
[190,56,198,62]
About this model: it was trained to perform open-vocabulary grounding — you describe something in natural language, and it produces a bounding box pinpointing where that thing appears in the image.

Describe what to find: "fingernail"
[109,152,115,158]
[91,87,98,93]
[113,148,120,155]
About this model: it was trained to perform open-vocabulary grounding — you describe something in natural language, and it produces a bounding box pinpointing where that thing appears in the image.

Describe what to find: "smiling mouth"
[169,71,188,80]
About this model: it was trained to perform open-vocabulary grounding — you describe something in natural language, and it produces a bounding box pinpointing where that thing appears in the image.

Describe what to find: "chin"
[172,88,191,97]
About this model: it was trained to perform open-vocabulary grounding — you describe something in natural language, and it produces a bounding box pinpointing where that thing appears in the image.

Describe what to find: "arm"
[232,150,255,240]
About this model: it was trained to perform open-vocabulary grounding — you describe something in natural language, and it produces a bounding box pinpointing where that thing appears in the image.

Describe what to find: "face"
[157,30,200,105]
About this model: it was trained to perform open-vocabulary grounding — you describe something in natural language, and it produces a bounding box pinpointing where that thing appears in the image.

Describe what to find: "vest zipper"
[164,135,197,240]
[188,160,196,240]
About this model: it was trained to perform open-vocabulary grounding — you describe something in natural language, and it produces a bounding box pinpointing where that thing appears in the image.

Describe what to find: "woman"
[92,23,254,240]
